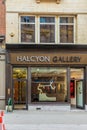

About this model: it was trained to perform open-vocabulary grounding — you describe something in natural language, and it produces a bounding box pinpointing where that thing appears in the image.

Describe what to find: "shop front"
[6,44,87,110]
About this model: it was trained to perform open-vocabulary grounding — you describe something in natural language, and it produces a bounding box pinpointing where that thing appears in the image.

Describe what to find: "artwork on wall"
[70,80,75,98]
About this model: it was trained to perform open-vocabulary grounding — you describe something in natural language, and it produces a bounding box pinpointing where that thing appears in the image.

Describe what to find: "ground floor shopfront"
[6,44,87,110]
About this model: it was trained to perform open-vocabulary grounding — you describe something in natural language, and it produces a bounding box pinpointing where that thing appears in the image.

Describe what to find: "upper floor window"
[40,17,55,43]
[21,16,35,43]
[59,17,74,43]
[20,16,75,44]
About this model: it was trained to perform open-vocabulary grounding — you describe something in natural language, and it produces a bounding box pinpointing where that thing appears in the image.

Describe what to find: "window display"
[31,67,67,102]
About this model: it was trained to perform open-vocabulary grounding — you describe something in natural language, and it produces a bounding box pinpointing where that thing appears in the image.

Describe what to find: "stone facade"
[6,0,87,44]
[5,0,87,110]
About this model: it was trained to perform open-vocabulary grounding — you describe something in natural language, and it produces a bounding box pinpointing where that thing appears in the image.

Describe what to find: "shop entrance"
[12,67,28,110]
[70,68,84,109]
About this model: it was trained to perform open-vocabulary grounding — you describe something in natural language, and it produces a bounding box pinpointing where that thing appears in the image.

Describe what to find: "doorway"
[70,68,84,109]
[12,67,28,110]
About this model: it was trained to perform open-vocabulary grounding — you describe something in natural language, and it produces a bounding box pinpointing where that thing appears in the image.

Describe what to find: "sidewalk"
[4,110,87,130]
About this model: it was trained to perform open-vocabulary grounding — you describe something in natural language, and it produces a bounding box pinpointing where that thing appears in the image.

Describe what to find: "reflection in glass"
[21,24,35,42]
[21,16,35,23]
[31,67,67,102]
[40,17,55,23]
[60,17,74,43]
[60,25,73,43]
[60,17,74,23]
[40,17,55,43]
[40,25,55,43]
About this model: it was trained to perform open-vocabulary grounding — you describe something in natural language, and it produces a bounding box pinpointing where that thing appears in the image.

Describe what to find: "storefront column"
[28,67,31,104]
[6,64,12,105]
[85,66,87,108]
[67,67,70,103]
[0,53,5,109]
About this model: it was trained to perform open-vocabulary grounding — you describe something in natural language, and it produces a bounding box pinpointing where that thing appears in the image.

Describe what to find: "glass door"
[76,80,84,109]
[13,67,28,110]
[70,68,84,109]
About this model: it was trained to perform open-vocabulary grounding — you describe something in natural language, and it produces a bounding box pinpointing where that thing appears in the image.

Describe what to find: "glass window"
[60,17,74,23]
[21,16,35,43]
[13,68,27,79]
[70,68,84,108]
[40,17,55,43]
[21,16,35,23]
[40,17,55,23]
[31,67,67,102]
[59,17,74,43]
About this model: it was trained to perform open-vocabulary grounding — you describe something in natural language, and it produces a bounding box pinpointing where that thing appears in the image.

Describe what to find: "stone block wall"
[6,0,87,44]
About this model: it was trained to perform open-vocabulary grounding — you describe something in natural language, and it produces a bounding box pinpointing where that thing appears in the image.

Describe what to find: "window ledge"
[36,0,60,4]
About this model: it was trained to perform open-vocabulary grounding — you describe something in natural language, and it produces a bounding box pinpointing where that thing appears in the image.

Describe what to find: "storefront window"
[21,16,35,43]
[12,67,27,109]
[31,67,67,102]
[40,17,55,43]
[13,68,27,79]
[59,17,74,43]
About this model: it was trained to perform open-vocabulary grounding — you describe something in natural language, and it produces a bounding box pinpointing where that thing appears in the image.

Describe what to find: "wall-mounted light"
[10,32,15,37]
[9,32,15,43]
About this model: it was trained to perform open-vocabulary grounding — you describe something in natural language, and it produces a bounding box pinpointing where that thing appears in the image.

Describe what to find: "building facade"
[0,0,5,109]
[5,0,87,110]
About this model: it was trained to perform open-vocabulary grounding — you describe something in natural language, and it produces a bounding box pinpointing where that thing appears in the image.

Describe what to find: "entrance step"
[28,105,70,111]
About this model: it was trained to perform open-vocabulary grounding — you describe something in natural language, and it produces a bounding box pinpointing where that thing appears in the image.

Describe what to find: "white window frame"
[19,15,76,44]
[58,16,75,44]
[19,15,36,43]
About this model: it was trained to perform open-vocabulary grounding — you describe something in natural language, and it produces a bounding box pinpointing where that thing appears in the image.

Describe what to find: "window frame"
[20,15,36,43]
[19,15,76,44]
[59,16,75,44]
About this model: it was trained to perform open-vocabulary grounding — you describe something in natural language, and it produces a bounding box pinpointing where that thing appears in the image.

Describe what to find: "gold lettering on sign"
[52,56,81,63]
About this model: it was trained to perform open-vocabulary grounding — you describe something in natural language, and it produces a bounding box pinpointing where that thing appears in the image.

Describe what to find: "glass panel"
[60,17,74,23]
[76,80,83,108]
[21,24,35,42]
[31,67,67,102]
[40,25,55,43]
[40,17,55,23]
[14,80,26,104]
[70,68,84,108]
[13,80,27,109]
[21,16,35,23]
[13,68,27,79]
[70,68,84,79]
[60,25,73,43]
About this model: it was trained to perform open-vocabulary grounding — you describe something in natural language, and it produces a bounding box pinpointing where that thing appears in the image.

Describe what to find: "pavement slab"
[3,110,87,130]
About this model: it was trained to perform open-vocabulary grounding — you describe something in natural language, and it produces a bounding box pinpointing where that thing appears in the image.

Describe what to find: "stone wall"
[6,0,87,44]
